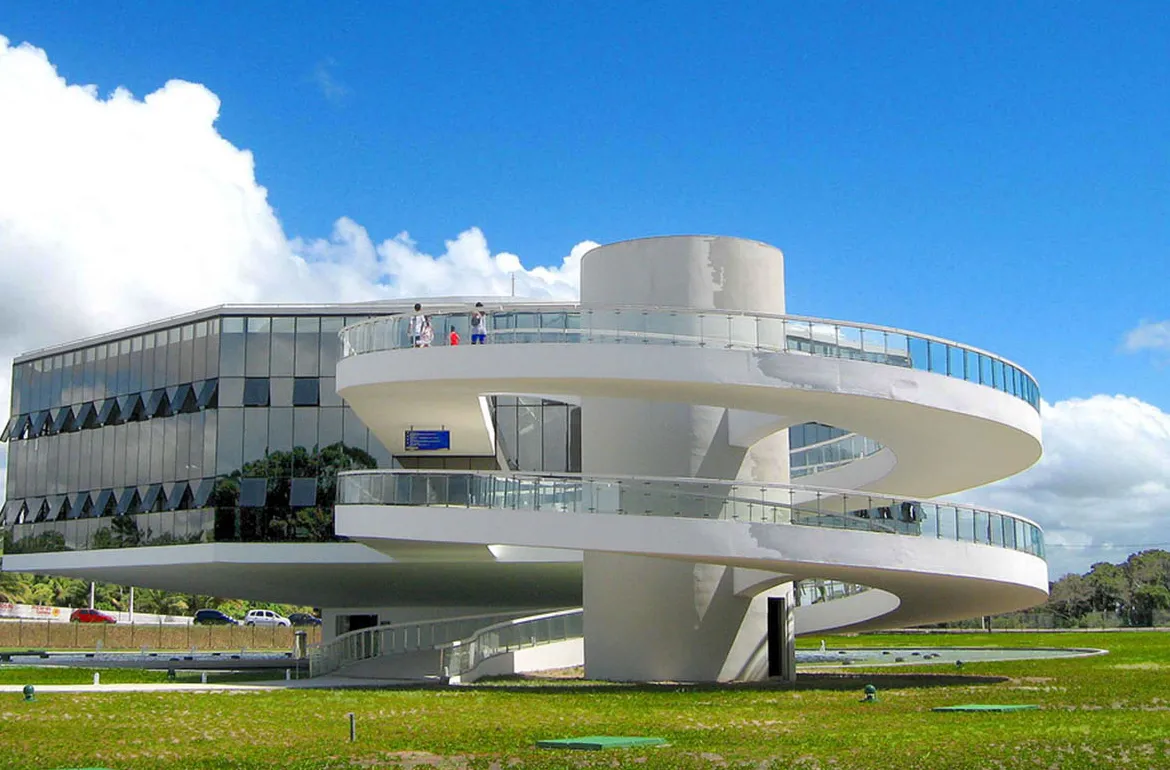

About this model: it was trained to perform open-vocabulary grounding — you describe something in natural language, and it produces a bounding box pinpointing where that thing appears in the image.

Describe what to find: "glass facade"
[2,312,402,553]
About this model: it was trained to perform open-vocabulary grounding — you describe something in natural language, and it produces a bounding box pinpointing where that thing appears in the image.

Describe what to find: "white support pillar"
[579,236,795,682]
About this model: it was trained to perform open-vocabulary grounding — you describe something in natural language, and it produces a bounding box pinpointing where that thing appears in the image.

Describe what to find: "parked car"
[193,609,239,626]
[243,609,291,627]
[70,608,116,624]
[287,612,322,627]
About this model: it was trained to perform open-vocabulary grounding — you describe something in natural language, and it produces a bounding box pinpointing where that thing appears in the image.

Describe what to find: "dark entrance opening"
[767,596,789,679]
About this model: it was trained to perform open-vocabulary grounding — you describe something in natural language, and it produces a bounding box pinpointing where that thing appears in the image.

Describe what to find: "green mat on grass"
[537,736,667,750]
[932,704,1040,712]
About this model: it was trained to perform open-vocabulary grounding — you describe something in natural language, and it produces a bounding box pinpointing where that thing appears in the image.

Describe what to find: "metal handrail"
[438,608,583,680]
[336,469,1045,559]
[337,304,1040,411]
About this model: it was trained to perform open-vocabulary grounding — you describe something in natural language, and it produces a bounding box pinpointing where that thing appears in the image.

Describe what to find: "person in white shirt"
[409,304,426,347]
[470,302,487,344]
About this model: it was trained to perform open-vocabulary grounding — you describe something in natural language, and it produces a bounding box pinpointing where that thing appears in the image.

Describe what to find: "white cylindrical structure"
[579,236,794,682]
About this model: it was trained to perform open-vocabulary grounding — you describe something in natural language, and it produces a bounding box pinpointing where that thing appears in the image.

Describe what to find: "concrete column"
[579,236,795,682]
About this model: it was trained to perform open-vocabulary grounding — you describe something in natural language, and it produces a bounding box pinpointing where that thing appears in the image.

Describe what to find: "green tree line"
[0,566,311,620]
[1042,549,1170,627]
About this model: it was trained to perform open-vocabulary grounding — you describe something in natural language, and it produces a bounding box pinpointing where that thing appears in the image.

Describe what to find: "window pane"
[242,378,270,407]
[268,317,295,377]
[293,378,320,406]
[242,409,268,467]
[239,477,268,508]
[319,377,341,407]
[220,317,246,376]
[295,317,320,377]
[270,377,294,407]
[290,477,318,508]
[294,407,319,450]
[216,408,244,475]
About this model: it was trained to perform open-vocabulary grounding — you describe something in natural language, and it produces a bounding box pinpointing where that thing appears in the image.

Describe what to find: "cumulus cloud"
[960,395,1170,578]
[1123,320,1170,354]
[0,35,591,503]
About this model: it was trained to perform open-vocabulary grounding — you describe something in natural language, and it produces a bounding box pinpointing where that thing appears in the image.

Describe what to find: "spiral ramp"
[333,236,1047,683]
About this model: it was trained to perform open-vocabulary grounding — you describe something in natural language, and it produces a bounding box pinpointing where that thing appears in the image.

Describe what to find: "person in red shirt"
[449,329,460,346]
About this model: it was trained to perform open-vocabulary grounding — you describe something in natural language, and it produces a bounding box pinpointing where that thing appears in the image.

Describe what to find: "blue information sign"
[405,430,451,451]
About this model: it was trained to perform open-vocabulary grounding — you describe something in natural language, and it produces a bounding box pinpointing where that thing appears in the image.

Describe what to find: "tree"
[0,568,32,604]
[1045,573,1093,624]
[1085,561,1129,615]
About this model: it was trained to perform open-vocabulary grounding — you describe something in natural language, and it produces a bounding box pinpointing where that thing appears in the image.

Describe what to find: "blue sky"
[4,1,1167,408]
[2,3,1169,574]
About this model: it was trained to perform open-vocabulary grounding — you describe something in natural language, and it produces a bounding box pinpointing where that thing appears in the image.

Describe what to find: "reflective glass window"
[242,409,268,466]
[119,393,145,423]
[542,404,568,472]
[205,321,220,378]
[170,384,198,414]
[30,410,51,437]
[146,388,171,419]
[202,411,217,480]
[290,477,318,508]
[166,481,192,511]
[216,408,244,475]
[293,378,320,406]
[320,317,344,376]
[192,478,215,508]
[318,407,342,448]
[319,377,341,407]
[293,407,318,451]
[295,317,321,377]
[196,378,219,409]
[268,409,293,470]
[220,317,246,376]
[96,398,120,427]
[271,317,295,377]
[271,377,294,407]
[142,484,165,513]
[117,487,141,515]
[242,378,269,407]
[245,317,271,377]
[342,407,368,452]
[239,477,268,507]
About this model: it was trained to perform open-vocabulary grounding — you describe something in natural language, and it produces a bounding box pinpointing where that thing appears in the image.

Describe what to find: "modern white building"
[2,236,1047,682]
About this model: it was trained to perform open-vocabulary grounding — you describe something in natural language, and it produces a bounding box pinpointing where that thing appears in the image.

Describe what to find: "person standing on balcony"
[420,317,435,348]
[409,304,426,347]
[470,302,487,344]
[449,327,460,346]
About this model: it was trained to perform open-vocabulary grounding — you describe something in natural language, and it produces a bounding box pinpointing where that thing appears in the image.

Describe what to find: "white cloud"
[1123,320,1170,354]
[959,395,1170,579]
[0,35,591,505]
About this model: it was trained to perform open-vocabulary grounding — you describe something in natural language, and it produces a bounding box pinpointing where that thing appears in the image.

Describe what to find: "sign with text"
[405,429,451,451]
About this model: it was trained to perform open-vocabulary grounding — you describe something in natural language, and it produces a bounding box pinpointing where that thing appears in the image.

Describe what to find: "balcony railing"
[337,470,1045,559]
[438,608,584,680]
[309,610,533,678]
[338,306,1040,411]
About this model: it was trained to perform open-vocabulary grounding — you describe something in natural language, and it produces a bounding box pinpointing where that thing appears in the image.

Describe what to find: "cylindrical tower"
[579,235,795,682]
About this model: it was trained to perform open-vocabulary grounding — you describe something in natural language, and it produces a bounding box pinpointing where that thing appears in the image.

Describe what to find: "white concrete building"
[2,236,1046,682]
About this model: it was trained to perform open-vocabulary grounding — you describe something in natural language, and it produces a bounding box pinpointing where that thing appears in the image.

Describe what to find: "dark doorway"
[336,613,379,636]
[767,596,789,678]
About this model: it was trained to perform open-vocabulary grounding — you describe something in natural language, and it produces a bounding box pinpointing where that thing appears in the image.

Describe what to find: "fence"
[0,620,321,651]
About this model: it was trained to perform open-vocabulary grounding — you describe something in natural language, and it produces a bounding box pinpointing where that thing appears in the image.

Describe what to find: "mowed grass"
[0,632,1166,769]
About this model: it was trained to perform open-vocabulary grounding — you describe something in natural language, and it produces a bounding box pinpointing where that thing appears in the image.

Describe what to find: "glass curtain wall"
[3,312,398,553]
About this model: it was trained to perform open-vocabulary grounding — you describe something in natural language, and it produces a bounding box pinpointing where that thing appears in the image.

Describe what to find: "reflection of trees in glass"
[211,442,377,543]
[3,529,68,555]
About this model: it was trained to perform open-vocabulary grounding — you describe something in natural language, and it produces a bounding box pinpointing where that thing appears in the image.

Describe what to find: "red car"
[69,608,117,624]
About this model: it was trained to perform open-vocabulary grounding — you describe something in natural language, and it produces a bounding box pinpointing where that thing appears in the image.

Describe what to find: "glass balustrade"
[339,307,1040,411]
[337,470,1045,559]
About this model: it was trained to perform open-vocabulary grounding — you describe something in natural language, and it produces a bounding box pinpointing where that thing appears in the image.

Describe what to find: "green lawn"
[1,632,1167,769]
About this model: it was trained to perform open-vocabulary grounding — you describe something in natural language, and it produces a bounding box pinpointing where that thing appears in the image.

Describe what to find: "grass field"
[0,631,1167,769]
